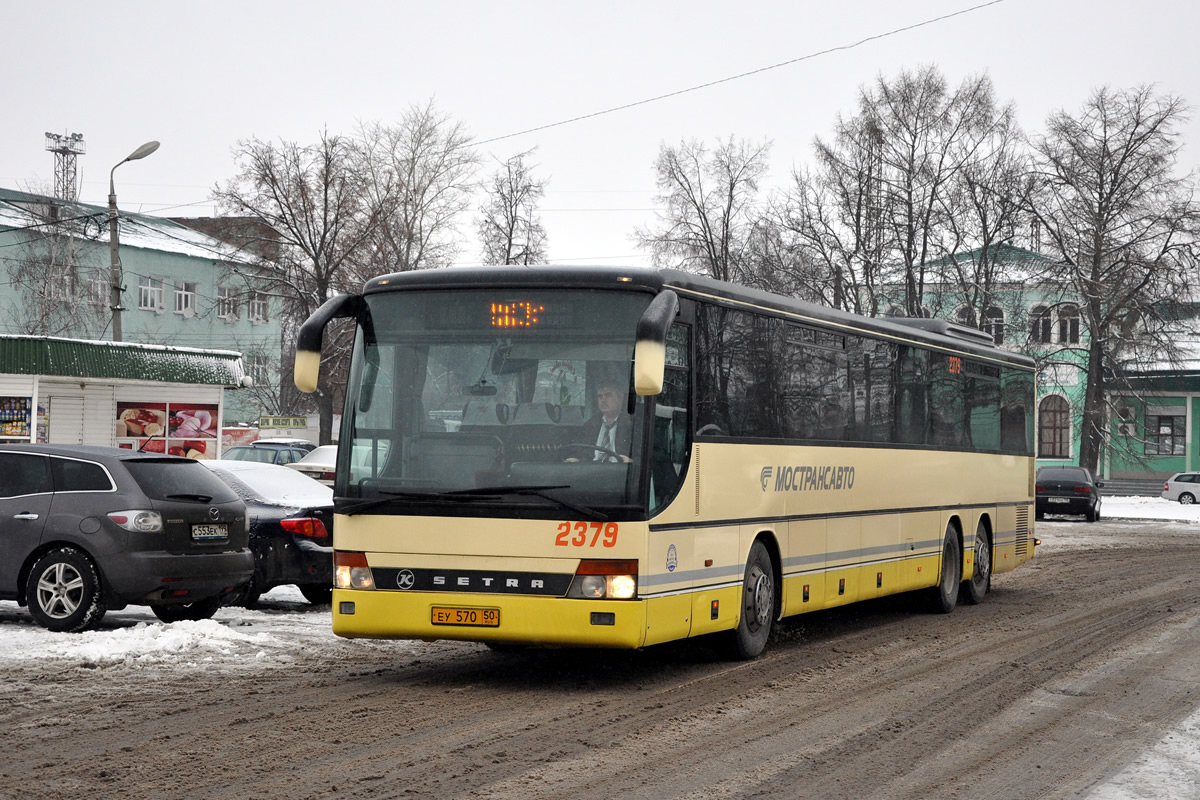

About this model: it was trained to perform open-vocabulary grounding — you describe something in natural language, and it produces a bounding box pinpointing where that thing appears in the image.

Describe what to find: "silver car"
[1162,472,1200,504]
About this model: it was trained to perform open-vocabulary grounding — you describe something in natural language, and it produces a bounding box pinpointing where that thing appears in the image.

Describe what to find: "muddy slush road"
[5,520,1200,800]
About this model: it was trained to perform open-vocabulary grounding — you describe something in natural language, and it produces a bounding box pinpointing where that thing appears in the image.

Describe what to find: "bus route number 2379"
[554,521,619,548]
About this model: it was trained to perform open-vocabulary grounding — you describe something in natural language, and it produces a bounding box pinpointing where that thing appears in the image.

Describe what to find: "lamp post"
[108,140,160,341]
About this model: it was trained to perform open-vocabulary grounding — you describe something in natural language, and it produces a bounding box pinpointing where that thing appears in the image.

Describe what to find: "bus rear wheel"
[960,520,990,605]
[729,540,775,660]
[930,523,961,614]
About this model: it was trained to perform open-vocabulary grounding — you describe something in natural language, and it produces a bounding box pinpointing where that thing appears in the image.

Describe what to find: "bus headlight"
[567,559,638,600]
[334,551,374,590]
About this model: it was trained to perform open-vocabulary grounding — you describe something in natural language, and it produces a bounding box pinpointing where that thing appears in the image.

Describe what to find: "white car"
[285,445,337,486]
[1162,472,1200,504]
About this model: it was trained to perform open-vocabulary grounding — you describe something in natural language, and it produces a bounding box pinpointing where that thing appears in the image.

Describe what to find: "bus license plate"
[191,523,228,540]
[431,606,500,627]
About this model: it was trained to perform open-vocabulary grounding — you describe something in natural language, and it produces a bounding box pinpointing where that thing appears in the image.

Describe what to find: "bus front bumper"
[332,589,648,649]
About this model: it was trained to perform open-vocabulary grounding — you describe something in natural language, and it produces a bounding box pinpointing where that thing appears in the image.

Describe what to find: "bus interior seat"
[461,400,511,430]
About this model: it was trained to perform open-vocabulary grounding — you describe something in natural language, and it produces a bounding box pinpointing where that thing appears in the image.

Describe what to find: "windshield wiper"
[449,485,605,520]
[338,484,605,520]
[337,489,489,516]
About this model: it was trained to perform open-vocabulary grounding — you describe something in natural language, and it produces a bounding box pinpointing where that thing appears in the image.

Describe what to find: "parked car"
[0,444,251,632]
[203,460,334,605]
[285,445,338,486]
[222,441,314,466]
[252,437,317,452]
[1161,472,1200,504]
[1035,466,1103,522]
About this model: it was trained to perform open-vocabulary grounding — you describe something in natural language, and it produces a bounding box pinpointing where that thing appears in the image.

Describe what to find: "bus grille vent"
[1015,507,1029,557]
[694,447,701,515]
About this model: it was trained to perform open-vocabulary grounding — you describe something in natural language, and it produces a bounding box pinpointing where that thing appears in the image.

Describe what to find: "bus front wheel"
[930,523,961,614]
[729,540,775,660]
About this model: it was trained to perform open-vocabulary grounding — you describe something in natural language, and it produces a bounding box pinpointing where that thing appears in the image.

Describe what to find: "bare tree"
[1028,85,1200,474]
[635,137,771,282]
[784,67,1007,317]
[477,150,548,265]
[212,131,380,444]
[934,102,1035,327]
[4,207,108,337]
[357,101,479,274]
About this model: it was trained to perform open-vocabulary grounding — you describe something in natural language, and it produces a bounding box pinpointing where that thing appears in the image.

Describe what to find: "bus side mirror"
[294,294,363,393]
[633,290,679,396]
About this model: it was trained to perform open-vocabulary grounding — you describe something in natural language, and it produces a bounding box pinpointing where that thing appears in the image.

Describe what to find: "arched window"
[954,306,974,327]
[1058,304,1080,344]
[981,306,1005,345]
[1030,305,1052,344]
[1038,395,1071,458]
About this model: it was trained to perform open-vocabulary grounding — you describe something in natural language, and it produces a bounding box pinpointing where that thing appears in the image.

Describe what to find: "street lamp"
[108,140,160,341]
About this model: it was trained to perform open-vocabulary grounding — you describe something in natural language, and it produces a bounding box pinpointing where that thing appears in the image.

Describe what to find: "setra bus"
[294,266,1036,659]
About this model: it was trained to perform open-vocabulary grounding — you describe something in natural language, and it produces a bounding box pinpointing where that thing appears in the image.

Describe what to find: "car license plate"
[191,523,228,540]
[1047,497,1069,504]
[431,606,500,627]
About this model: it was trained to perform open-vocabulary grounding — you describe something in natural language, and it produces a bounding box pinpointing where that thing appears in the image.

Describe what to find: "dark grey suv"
[0,444,252,632]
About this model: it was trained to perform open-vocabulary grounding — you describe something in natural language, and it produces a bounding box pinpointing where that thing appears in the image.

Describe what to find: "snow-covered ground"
[2,495,1198,796]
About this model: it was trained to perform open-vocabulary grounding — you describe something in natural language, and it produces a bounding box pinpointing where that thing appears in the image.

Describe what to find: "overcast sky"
[5,0,1198,268]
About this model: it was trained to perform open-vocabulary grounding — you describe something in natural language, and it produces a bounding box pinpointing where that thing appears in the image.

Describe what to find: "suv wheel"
[26,547,107,632]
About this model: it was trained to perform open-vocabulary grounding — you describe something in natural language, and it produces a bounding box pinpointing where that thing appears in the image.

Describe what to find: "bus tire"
[930,523,961,614]
[960,520,990,605]
[729,540,775,660]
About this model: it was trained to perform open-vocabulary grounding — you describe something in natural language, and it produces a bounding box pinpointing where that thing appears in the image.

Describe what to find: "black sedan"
[203,460,334,605]
[1035,466,1103,522]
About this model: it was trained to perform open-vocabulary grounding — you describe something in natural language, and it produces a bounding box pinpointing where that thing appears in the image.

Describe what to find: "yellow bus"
[294,266,1036,659]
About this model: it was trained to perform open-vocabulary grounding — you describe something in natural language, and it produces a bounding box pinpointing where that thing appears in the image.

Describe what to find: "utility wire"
[474,0,1010,148]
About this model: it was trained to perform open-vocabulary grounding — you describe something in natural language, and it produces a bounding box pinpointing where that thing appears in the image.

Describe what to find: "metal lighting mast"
[44,132,86,201]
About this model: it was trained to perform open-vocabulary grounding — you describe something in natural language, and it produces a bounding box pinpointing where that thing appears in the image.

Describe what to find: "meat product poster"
[115,402,218,459]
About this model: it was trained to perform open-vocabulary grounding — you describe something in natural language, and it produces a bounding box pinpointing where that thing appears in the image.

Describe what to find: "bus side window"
[651,324,690,514]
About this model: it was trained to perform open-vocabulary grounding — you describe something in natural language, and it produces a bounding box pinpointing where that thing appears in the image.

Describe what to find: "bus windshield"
[339,288,654,518]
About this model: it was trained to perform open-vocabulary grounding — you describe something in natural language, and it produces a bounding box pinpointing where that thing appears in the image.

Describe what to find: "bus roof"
[361,265,1035,370]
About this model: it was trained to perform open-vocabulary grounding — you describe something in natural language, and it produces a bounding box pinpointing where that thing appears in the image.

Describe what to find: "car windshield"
[340,288,653,517]
[1039,467,1089,482]
[223,446,279,463]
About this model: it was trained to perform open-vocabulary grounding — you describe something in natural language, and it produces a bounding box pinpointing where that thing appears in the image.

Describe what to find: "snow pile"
[26,618,274,667]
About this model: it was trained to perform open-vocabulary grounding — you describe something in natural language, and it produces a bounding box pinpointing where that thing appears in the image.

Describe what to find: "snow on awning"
[0,336,246,387]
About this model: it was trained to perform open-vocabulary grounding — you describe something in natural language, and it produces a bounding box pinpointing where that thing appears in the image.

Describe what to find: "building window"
[1145,413,1186,456]
[1030,305,1052,344]
[89,270,108,308]
[138,276,164,311]
[981,306,1005,345]
[1058,304,1080,344]
[1038,395,1070,458]
[249,291,269,323]
[217,287,238,319]
[247,354,270,387]
[174,282,197,315]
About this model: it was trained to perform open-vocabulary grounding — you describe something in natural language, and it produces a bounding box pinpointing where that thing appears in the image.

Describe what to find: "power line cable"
[474,0,1010,148]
